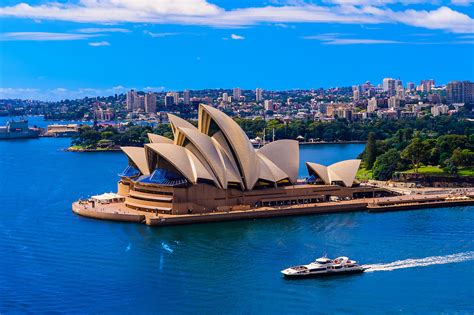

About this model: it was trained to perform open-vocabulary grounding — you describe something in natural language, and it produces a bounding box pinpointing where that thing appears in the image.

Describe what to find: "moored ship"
[281,256,367,278]
[0,120,40,139]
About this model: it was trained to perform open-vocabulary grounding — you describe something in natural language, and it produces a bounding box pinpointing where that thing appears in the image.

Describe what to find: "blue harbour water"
[0,117,473,313]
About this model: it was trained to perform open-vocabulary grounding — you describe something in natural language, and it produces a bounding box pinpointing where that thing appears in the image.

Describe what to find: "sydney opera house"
[116,104,361,215]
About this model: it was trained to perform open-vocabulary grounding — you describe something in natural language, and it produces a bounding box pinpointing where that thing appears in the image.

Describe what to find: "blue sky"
[0,0,473,100]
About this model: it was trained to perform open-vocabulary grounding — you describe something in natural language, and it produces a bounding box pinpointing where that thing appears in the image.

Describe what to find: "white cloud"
[230,33,245,39]
[0,32,97,41]
[324,38,403,44]
[0,86,167,101]
[143,86,166,91]
[323,0,431,5]
[76,27,130,33]
[450,0,474,5]
[0,1,472,33]
[143,30,179,37]
[303,33,403,44]
[389,6,474,33]
[88,40,110,46]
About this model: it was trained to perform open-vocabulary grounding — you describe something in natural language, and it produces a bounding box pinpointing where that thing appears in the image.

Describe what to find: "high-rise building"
[396,86,405,99]
[419,80,435,92]
[222,92,229,102]
[136,95,145,111]
[431,104,449,117]
[383,78,396,96]
[406,82,415,91]
[145,92,157,114]
[233,88,241,100]
[183,90,190,105]
[264,100,274,111]
[353,89,360,101]
[367,97,378,113]
[388,96,400,109]
[255,88,263,102]
[126,89,137,112]
[446,81,474,104]
[165,93,175,107]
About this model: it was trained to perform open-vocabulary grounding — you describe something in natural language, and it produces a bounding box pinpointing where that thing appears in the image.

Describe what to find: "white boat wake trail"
[363,251,474,272]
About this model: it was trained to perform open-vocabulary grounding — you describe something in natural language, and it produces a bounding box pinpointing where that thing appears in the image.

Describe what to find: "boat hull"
[282,268,366,279]
[0,131,40,139]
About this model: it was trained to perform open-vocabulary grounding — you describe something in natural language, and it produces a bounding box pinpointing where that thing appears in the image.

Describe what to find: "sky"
[0,0,473,100]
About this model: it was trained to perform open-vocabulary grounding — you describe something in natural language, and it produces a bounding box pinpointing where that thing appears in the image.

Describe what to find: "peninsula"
[72,104,473,226]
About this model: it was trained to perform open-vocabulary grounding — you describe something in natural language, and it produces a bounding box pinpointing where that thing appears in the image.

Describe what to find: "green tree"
[365,132,377,169]
[445,159,458,175]
[401,138,429,173]
[373,149,401,180]
[451,148,474,167]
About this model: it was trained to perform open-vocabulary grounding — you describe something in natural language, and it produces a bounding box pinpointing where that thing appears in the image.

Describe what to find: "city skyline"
[1,0,473,100]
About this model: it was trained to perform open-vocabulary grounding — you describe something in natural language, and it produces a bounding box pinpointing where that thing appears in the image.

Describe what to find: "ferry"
[281,256,367,278]
[0,120,40,139]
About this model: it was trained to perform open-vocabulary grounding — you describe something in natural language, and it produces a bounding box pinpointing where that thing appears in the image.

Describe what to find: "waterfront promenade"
[72,191,474,226]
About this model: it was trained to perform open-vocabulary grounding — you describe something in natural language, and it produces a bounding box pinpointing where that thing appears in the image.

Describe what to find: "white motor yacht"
[281,256,367,278]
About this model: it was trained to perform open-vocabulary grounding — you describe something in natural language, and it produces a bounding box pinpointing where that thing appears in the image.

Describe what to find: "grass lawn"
[403,165,474,177]
[403,165,447,175]
[356,167,373,181]
[458,167,474,177]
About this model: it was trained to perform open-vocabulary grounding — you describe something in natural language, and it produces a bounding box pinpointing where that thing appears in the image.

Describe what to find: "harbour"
[1,126,473,313]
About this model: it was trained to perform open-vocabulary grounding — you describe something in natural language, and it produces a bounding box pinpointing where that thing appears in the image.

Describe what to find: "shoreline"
[72,194,474,227]
[65,141,366,152]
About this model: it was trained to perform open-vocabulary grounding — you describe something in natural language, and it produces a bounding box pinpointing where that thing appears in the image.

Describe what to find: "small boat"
[281,256,368,279]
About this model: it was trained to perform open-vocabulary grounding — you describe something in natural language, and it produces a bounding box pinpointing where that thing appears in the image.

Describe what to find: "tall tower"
[126,89,137,112]
[183,90,190,105]
[233,87,241,100]
[145,92,157,114]
[255,88,263,102]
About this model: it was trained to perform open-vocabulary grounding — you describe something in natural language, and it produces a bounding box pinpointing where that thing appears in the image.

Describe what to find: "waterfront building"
[109,105,361,215]
[46,124,80,137]
[94,108,114,121]
[145,93,157,114]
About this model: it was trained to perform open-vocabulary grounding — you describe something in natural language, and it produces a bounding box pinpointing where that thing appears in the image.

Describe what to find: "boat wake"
[363,251,474,272]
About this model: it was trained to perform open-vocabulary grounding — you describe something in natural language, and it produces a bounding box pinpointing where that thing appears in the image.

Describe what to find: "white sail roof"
[198,104,258,190]
[145,143,214,184]
[306,159,361,187]
[258,140,299,183]
[147,133,173,144]
[121,146,150,175]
